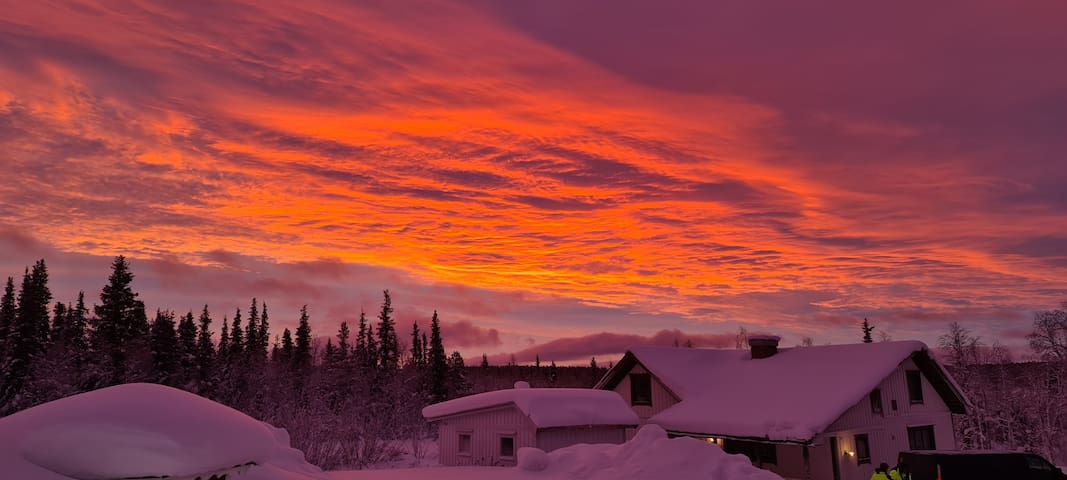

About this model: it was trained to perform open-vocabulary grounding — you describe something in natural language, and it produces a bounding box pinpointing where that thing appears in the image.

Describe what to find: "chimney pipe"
[748,335,781,359]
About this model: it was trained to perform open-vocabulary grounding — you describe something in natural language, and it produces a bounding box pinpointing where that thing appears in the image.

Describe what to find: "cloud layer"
[1,0,1065,359]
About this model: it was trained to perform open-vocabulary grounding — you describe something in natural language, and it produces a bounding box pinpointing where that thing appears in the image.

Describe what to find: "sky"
[1,0,1065,363]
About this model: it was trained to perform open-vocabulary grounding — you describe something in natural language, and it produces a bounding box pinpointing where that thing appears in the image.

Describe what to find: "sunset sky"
[2,0,1065,362]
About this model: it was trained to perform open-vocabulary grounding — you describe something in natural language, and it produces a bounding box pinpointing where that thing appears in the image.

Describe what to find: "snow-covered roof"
[422,387,640,429]
[599,341,966,443]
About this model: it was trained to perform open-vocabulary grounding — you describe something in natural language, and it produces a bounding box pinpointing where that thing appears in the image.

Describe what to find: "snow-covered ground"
[0,385,781,480]
[333,425,782,480]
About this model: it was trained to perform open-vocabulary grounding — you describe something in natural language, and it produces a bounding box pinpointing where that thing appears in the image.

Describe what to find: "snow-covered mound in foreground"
[0,383,327,480]
[538,424,782,480]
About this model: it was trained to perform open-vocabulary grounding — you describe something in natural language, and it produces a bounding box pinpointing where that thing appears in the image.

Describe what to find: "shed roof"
[597,340,968,443]
[422,388,639,429]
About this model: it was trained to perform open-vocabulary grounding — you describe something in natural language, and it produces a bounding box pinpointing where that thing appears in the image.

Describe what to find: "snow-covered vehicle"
[0,383,326,480]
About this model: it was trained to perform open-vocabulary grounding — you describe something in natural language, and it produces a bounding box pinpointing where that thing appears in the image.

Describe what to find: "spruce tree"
[365,324,377,369]
[447,351,471,398]
[862,318,875,343]
[480,353,489,369]
[337,321,350,360]
[229,308,244,356]
[535,354,540,369]
[149,309,179,385]
[0,277,15,360]
[355,310,367,367]
[65,292,88,365]
[92,256,146,384]
[245,299,258,360]
[590,357,600,386]
[4,261,52,403]
[50,302,67,344]
[549,360,558,386]
[376,290,398,370]
[280,328,294,364]
[294,305,312,368]
[421,332,428,365]
[219,315,229,355]
[257,302,270,358]
[195,305,214,385]
[411,321,422,368]
[428,310,448,402]
[177,311,197,382]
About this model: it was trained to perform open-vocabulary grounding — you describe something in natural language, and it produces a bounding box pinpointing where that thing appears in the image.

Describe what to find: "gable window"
[458,433,472,456]
[630,373,652,406]
[906,370,924,404]
[907,425,936,450]
[869,389,883,415]
[499,435,515,458]
[854,434,871,465]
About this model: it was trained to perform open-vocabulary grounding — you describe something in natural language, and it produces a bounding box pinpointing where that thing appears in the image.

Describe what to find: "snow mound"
[518,447,549,472]
[540,424,782,480]
[0,383,327,480]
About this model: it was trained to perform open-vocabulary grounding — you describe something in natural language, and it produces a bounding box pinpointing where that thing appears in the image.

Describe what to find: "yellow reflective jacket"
[889,469,910,480]
[871,472,890,480]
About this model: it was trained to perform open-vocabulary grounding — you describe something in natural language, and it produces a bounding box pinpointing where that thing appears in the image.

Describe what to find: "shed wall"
[536,426,628,452]
[436,404,537,466]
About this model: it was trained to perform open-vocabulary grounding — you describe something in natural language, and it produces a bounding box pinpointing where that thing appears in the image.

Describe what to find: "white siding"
[818,359,958,480]
[536,426,628,452]
[436,404,537,466]
[611,364,679,424]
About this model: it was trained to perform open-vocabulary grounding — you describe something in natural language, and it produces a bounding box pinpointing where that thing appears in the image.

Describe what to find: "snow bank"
[539,424,782,480]
[0,383,327,480]
[517,447,548,472]
[628,341,933,442]
[422,388,638,428]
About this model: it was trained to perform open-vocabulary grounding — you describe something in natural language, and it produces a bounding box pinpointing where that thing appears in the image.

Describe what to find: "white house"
[594,336,970,480]
[423,382,639,466]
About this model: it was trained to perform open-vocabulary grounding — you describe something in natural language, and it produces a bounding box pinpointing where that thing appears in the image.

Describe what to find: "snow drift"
[536,424,782,480]
[0,383,327,480]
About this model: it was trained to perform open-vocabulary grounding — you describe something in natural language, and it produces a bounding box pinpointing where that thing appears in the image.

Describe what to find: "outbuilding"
[423,382,639,466]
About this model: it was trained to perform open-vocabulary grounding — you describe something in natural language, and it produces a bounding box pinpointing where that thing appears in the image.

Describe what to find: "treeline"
[0,256,498,469]
[938,316,1067,464]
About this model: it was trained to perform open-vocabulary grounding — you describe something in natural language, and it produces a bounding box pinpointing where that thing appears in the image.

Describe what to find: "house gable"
[596,352,680,422]
[826,355,957,433]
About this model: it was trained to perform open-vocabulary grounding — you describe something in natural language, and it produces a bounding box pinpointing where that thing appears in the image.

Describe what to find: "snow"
[422,388,639,429]
[0,383,327,480]
[517,447,549,471]
[626,341,932,442]
[330,424,783,480]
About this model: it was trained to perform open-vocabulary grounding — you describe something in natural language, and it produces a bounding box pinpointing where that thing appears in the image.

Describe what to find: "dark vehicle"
[899,450,1066,480]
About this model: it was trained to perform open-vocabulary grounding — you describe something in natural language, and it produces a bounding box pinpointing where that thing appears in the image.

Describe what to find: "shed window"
[869,389,883,415]
[907,425,936,450]
[458,433,472,455]
[499,435,515,458]
[906,370,924,404]
[854,434,871,465]
[630,373,652,406]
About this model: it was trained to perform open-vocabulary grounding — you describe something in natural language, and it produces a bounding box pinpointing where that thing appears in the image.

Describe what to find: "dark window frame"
[457,432,472,456]
[723,439,777,466]
[906,370,924,404]
[499,435,516,458]
[854,434,871,465]
[869,389,883,415]
[630,373,653,406]
[907,425,936,450]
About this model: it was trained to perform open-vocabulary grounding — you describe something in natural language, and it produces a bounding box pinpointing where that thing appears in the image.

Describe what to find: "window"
[869,389,883,415]
[906,370,924,404]
[723,439,777,466]
[458,433,472,456]
[891,399,898,411]
[499,436,515,458]
[907,425,936,450]
[630,373,652,406]
[854,434,871,465]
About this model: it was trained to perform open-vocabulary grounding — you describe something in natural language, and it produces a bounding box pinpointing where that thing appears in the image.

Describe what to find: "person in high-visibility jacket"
[890,462,911,480]
[871,462,891,480]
